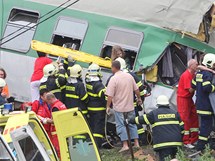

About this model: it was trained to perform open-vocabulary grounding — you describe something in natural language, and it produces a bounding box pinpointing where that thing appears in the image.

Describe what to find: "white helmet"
[69,64,82,78]
[88,63,101,76]
[202,53,215,69]
[52,62,59,74]
[156,95,169,106]
[115,57,126,70]
[43,64,55,78]
[0,78,6,87]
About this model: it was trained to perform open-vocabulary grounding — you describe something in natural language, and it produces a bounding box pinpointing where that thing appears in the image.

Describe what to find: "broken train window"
[157,43,202,86]
[100,27,143,70]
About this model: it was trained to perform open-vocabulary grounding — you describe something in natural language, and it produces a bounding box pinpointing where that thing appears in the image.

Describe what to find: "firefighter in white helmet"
[85,63,106,148]
[127,95,184,161]
[0,78,7,105]
[40,61,67,102]
[192,53,215,151]
[65,64,88,115]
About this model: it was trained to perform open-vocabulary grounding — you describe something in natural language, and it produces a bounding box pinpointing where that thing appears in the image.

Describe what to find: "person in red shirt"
[45,92,67,158]
[30,51,52,102]
[32,89,52,138]
[177,59,199,148]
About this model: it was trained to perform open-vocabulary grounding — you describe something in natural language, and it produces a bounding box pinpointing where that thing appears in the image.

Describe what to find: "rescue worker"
[40,62,66,102]
[32,89,51,138]
[85,63,106,148]
[115,57,146,144]
[177,59,199,148]
[0,78,7,106]
[191,53,215,151]
[126,95,184,161]
[45,92,67,158]
[65,64,88,115]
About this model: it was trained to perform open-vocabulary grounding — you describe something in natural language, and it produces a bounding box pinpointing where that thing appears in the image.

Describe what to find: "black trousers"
[157,147,177,161]
[88,110,106,148]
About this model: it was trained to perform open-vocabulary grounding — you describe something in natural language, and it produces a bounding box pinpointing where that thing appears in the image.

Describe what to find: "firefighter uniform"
[50,99,67,158]
[86,63,106,148]
[65,64,88,115]
[192,70,215,151]
[128,95,184,161]
[40,64,66,102]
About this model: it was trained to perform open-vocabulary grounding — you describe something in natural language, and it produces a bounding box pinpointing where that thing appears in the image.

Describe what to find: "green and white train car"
[0,0,215,111]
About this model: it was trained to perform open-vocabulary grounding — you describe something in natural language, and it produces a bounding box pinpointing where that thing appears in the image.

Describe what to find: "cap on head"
[202,53,215,69]
[115,57,126,70]
[69,64,82,78]
[88,63,101,76]
[43,64,56,78]
[156,95,169,106]
[0,78,6,88]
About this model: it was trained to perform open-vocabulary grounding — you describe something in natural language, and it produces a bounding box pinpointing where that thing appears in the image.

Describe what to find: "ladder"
[31,40,111,68]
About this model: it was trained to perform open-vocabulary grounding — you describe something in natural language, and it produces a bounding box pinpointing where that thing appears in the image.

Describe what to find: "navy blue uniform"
[192,70,215,150]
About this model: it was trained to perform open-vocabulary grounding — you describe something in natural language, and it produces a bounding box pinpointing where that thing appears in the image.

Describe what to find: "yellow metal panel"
[52,108,101,161]
[31,40,111,68]
[145,65,158,82]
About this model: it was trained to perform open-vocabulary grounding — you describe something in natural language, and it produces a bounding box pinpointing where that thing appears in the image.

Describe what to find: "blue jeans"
[114,110,138,141]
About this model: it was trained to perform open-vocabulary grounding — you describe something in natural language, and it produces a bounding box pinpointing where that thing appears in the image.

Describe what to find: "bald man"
[177,59,199,148]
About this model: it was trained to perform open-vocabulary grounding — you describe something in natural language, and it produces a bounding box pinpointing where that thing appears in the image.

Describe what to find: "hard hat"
[52,62,59,74]
[202,53,215,68]
[0,78,6,87]
[69,64,82,78]
[43,64,56,78]
[115,57,126,70]
[88,63,101,76]
[156,95,169,106]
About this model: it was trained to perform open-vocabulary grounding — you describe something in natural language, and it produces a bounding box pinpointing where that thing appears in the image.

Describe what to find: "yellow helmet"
[43,64,55,78]
[69,64,82,78]
[0,78,6,87]
[115,57,126,70]
[156,95,169,106]
[88,63,101,76]
[202,53,215,69]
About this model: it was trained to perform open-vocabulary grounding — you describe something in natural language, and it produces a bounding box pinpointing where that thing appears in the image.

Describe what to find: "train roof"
[29,0,214,34]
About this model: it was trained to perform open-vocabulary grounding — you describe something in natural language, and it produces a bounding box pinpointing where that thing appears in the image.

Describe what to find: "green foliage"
[176,148,188,161]
[198,145,214,161]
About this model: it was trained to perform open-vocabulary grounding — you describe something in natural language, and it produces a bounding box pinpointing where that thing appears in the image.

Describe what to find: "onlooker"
[106,61,142,152]
[127,95,184,161]
[30,51,52,102]
[177,59,199,148]
[111,45,125,61]
[0,78,7,106]
[0,68,9,98]
[32,89,51,138]
[45,92,67,158]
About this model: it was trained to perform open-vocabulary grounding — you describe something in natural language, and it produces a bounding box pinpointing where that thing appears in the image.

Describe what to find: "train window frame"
[1,8,39,53]
[100,26,144,70]
[50,16,88,55]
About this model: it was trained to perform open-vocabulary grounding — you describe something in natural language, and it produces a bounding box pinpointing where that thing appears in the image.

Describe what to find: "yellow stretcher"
[31,40,111,68]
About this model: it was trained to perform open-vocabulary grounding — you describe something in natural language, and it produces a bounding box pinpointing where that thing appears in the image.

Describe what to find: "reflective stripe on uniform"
[181,130,185,134]
[196,78,203,82]
[58,74,65,78]
[60,85,66,90]
[179,122,184,126]
[134,102,137,106]
[88,92,98,97]
[202,81,211,86]
[82,110,88,114]
[135,117,140,124]
[88,107,106,111]
[66,94,79,99]
[152,121,179,128]
[64,60,68,64]
[74,135,86,139]
[190,128,199,132]
[51,89,61,93]
[140,91,145,96]
[98,89,105,98]
[192,80,196,86]
[51,131,57,135]
[212,85,215,92]
[81,93,88,101]
[184,131,190,135]
[143,115,150,125]
[199,136,208,141]
[137,128,145,134]
[93,133,103,138]
[55,79,60,88]
[197,110,212,115]
[40,85,46,90]
[153,142,182,149]
[137,81,143,87]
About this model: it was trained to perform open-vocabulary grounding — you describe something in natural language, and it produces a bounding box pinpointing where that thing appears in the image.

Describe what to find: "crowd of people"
[1,45,215,161]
